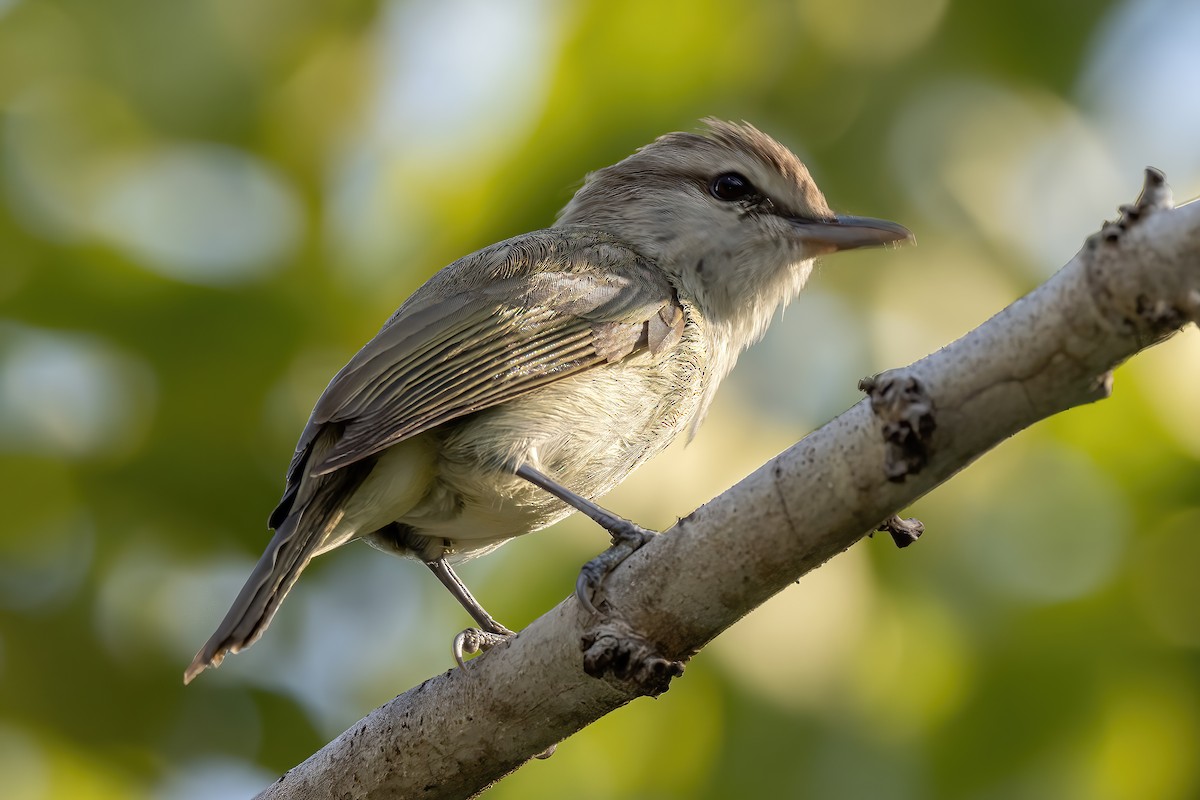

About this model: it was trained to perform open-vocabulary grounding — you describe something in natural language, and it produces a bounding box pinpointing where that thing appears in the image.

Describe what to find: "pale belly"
[386,350,704,560]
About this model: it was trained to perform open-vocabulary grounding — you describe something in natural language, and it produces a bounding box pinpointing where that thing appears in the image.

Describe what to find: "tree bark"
[256,170,1199,800]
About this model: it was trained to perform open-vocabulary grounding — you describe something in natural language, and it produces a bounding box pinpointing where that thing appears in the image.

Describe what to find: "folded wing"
[270,233,686,526]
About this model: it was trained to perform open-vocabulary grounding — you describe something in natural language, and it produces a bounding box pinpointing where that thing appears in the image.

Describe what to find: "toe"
[451,628,515,670]
[575,567,601,616]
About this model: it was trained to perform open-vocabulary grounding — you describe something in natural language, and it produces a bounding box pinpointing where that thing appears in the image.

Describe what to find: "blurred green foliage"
[1,0,1198,798]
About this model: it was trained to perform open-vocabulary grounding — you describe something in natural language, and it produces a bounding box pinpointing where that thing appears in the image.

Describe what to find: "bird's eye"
[709,172,757,202]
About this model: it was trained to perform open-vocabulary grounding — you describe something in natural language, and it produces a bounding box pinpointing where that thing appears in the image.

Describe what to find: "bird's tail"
[183,477,351,684]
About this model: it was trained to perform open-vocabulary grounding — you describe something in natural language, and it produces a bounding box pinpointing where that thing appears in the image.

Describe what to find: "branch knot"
[859,372,937,482]
[1093,167,1173,248]
[581,619,684,697]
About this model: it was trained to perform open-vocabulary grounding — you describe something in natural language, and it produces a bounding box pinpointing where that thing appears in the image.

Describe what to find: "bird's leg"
[515,463,655,616]
[425,558,514,668]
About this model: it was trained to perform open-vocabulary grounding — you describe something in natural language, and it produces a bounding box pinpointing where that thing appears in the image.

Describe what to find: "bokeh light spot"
[851,595,972,739]
[325,0,557,288]
[709,549,874,711]
[90,144,301,285]
[1087,675,1199,800]
[0,323,156,459]
[1080,0,1200,195]
[736,289,872,426]
[1126,326,1200,460]
[797,0,947,63]
[890,81,1124,275]
[153,757,275,800]
[949,444,1128,603]
[0,724,48,800]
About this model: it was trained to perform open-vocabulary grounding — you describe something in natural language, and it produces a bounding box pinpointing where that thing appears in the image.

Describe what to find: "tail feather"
[183,476,352,684]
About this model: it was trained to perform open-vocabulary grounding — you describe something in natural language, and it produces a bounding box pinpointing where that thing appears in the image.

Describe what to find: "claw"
[452,630,471,671]
[452,628,513,670]
[575,522,656,616]
[575,566,601,616]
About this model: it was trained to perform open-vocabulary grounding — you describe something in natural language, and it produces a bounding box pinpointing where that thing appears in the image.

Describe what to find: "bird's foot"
[575,519,656,616]
[452,625,515,670]
[572,516,685,695]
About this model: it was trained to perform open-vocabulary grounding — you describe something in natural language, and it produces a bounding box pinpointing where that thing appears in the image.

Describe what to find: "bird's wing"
[269,232,685,527]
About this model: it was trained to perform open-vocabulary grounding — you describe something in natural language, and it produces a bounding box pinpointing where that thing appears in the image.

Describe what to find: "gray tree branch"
[256,171,1199,800]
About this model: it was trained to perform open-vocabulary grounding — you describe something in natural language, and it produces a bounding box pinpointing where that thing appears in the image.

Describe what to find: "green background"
[2,0,1198,798]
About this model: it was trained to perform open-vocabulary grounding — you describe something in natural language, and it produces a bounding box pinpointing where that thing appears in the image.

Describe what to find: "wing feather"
[315,318,603,472]
[272,230,686,516]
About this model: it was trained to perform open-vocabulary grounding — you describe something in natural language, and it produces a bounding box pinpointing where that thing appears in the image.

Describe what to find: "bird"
[184,119,911,683]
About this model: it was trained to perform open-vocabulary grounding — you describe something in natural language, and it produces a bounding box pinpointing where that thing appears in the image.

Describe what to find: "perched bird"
[184,119,911,683]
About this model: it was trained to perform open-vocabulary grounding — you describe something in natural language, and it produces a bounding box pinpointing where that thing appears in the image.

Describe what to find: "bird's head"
[557,119,911,343]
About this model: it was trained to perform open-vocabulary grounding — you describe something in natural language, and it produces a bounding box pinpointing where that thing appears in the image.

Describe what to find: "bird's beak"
[789,214,914,253]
